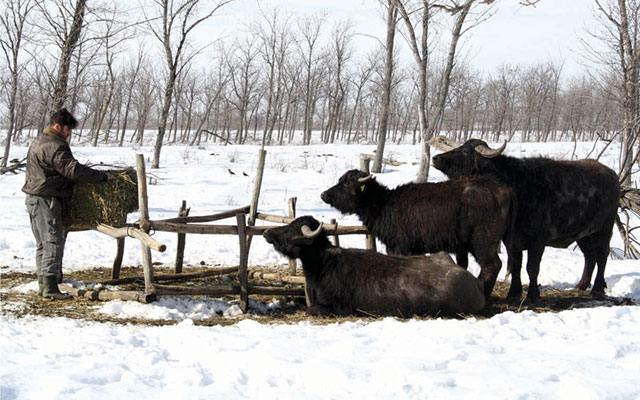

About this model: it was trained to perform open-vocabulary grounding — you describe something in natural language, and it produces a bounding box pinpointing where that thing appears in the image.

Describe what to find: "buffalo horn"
[357,174,374,183]
[474,140,507,158]
[301,224,323,238]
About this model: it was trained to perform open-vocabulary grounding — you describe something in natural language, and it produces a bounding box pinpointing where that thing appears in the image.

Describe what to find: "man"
[22,108,114,300]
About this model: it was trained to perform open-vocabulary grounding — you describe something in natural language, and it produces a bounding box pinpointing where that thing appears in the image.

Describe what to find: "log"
[153,283,305,297]
[153,205,250,224]
[256,213,295,224]
[60,284,155,303]
[151,221,239,235]
[249,271,306,284]
[99,266,240,285]
[95,223,166,252]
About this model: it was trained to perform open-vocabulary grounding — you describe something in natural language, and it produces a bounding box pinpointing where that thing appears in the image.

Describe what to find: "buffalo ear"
[360,184,366,193]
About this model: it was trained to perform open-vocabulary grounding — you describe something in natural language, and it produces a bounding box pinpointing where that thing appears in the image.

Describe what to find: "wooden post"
[111,238,125,279]
[288,197,297,275]
[330,218,340,247]
[236,213,249,313]
[136,154,155,294]
[360,154,371,174]
[175,200,190,273]
[248,149,267,227]
[366,234,377,251]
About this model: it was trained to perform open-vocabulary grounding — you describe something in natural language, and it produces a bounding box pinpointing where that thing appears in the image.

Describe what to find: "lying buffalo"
[263,215,486,317]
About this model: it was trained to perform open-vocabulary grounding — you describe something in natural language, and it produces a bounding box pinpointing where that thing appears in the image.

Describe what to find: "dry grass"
[0,265,635,327]
[62,168,138,229]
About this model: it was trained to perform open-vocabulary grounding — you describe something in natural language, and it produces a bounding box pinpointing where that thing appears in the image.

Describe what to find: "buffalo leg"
[576,237,597,291]
[506,250,524,300]
[474,251,502,299]
[591,229,612,296]
[455,250,469,269]
[525,246,545,302]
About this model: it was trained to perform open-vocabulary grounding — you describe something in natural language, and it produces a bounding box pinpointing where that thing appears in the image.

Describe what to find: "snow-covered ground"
[1,136,639,399]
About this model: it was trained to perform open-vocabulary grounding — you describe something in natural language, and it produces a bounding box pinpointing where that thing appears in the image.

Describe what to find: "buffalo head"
[263,216,324,259]
[321,169,375,214]
[432,139,507,178]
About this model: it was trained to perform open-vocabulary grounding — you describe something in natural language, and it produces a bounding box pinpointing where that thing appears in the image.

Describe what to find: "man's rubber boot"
[57,269,63,284]
[42,275,71,300]
[37,275,43,297]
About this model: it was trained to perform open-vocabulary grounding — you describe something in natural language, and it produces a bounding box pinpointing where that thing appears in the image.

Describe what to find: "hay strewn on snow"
[62,168,138,229]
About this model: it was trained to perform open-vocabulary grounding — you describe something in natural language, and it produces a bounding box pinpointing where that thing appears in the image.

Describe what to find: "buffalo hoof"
[575,281,590,291]
[506,288,522,301]
[306,305,332,317]
[590,290,606,300]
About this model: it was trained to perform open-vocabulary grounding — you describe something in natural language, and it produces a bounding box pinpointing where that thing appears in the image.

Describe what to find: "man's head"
[49,108,78,139]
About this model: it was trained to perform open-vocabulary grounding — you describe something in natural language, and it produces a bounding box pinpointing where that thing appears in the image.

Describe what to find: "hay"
[62,168,138,229]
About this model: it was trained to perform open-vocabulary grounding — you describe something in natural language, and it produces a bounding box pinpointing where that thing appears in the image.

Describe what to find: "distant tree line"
[0,0,638,182]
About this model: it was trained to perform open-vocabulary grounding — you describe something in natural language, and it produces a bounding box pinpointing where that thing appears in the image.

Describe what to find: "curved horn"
[301,223,323,238]
[357,174,374,183]
[474,140,507,158]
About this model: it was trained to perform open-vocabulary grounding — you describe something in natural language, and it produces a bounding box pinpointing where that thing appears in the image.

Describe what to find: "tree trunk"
[372,1,398,173]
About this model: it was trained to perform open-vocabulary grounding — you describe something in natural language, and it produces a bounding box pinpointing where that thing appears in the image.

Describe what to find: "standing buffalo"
[432,139,620,301]
[263,216,486,317]
[321,169,515,298]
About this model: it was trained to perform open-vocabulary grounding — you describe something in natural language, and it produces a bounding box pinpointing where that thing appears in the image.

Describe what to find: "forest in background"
[0,0,638,184]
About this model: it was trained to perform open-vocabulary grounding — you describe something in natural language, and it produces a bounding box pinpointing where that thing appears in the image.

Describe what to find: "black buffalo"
[321,169,515,299]
[432,139,620,301]
[263,216,486,317]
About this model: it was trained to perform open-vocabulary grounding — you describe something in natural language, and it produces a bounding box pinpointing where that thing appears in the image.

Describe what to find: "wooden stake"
[366,234,377,251]
[249,149,267,227]
[111,238,125,279]
[175,200,190,273]
[330,218,340,247]
[136,153,155,294]
[288,197,297,275]
[236,213,249,313]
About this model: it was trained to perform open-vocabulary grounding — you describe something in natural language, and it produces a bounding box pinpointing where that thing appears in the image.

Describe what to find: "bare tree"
[295,13,327,145]
[372,0,398,173]
[34,0,88,113]
[593,0,640,185]
[145,0,234,169]
[1,0,34,169]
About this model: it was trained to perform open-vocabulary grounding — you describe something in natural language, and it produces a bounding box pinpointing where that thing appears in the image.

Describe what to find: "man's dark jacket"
[22,131,108,198]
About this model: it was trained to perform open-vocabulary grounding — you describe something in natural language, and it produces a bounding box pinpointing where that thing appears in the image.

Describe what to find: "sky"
[201,0,600,78]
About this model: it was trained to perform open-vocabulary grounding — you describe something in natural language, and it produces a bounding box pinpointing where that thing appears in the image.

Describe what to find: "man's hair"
[49,108,78,129]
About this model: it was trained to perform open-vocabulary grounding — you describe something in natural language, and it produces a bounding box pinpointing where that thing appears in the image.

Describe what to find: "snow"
[1,136,640,399]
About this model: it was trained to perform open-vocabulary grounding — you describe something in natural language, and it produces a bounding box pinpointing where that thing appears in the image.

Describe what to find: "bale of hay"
[62,168,138,230]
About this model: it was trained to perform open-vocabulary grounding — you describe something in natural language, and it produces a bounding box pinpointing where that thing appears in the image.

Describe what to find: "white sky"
[199,0,599,79]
